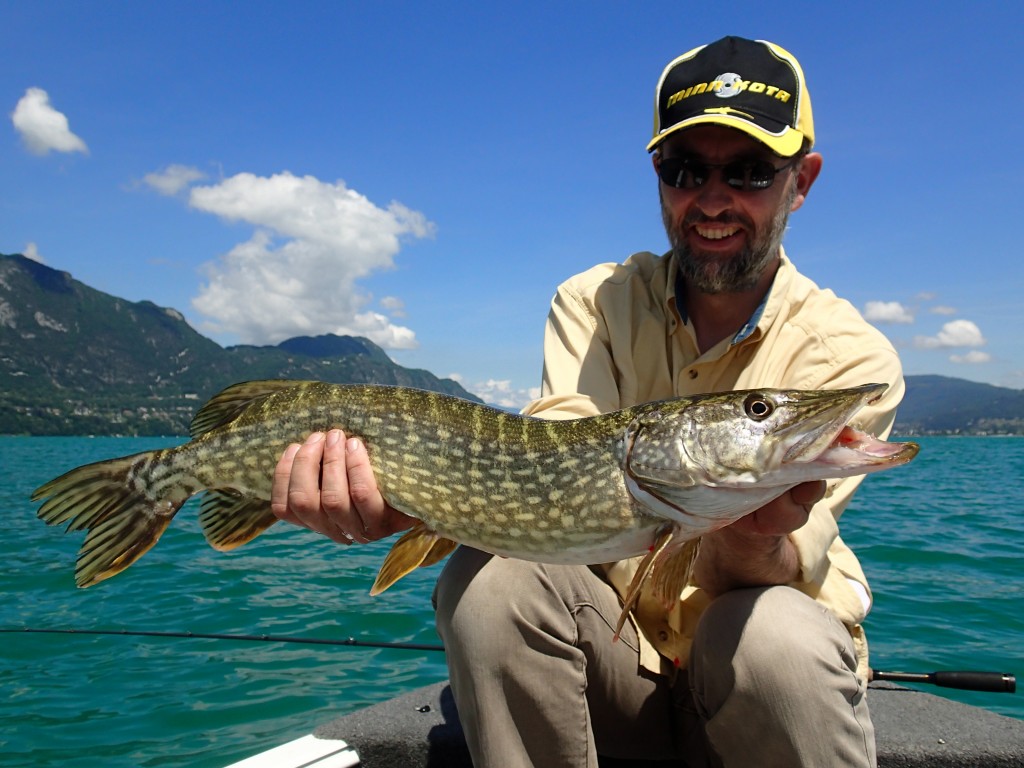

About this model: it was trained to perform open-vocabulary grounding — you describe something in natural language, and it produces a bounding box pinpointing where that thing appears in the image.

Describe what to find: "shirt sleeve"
[523,279,617,420]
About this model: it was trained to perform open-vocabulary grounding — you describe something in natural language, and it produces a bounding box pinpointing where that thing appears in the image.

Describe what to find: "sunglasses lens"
[657,160,678,187]
[658,158,703,189]
[745,161,778,189]
[721,161,778,190]
[660,157,787,191]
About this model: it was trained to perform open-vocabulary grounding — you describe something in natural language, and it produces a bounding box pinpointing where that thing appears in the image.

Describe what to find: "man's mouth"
[693,223,742,241]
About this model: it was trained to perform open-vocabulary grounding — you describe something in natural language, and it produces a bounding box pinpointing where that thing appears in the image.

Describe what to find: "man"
[271,36,903,767]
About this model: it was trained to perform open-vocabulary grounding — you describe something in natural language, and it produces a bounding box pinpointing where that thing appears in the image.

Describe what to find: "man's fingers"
[270,431,410,545]
[319,430,370,543]
[791,480,827,508]
[271,442,302,522]
[345,437,390,539]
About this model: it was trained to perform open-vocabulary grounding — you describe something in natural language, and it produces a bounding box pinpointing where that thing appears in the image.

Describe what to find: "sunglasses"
[657,155,799,191]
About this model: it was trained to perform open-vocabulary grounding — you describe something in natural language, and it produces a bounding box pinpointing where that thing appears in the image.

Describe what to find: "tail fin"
[32,451,189,587]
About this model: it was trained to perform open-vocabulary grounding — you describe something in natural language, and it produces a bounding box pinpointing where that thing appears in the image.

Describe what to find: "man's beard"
[661,184,797,294]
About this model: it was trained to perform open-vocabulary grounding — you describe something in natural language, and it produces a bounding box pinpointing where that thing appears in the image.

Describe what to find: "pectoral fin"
[371,522,458,595]
[614,524,675,640]
[649,536,701,609]
[614,531,701,640]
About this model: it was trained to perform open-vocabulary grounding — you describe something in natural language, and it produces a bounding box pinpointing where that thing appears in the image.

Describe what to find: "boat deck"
[228,680,1024,767]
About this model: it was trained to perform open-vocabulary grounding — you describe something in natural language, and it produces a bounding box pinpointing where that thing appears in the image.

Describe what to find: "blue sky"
[4,2,1022,407]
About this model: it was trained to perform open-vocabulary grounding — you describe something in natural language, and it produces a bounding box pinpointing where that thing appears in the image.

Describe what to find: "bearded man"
[272,36,903,768]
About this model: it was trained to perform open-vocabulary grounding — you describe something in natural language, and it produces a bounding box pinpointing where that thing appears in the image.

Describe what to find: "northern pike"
[33,380,917,630]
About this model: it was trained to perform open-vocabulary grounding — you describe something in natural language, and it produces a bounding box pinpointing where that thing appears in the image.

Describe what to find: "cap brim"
[647,115,806,157]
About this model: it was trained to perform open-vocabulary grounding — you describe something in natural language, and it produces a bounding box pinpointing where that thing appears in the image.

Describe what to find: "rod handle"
[873,669,1016,693]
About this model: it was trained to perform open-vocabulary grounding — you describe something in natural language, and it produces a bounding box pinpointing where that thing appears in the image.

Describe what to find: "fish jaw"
[623,383,919,528]
[790,425,919,477]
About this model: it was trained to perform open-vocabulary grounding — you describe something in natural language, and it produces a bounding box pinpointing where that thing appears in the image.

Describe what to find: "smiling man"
[272,36,904,767]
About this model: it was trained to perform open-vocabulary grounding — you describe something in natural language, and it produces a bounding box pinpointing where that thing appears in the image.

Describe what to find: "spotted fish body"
[33,380,918,626]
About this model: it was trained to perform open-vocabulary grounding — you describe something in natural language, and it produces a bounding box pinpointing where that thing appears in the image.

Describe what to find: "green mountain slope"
[0,253,479,435]
[895,375,1024,435]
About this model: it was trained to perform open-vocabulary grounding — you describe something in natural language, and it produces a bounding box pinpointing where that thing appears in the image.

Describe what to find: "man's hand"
[270,429,416,545]
[693,480,826,597]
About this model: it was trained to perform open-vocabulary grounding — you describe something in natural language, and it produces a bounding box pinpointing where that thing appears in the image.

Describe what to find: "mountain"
[894,375,1024,436]
[2,252,1022,436]
[0,253,479,435]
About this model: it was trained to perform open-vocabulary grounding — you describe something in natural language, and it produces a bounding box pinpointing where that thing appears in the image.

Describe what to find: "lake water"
[1,435,1021,767]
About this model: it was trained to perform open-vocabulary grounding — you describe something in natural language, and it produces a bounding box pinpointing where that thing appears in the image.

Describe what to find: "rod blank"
[0,627,445,652]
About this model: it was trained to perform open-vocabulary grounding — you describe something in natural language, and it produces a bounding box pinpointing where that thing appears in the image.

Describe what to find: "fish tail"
[32,449,192,587]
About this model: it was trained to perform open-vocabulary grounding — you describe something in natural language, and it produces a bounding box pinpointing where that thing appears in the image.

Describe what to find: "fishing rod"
[3,627,1015,694]
[870,669,1016,694]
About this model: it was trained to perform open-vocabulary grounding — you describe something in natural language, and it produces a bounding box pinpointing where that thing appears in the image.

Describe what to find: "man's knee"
[434,548,551,641]
[692,586,857,694]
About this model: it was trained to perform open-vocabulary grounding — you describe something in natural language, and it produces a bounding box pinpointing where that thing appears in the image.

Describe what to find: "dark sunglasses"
[657,155,799,191]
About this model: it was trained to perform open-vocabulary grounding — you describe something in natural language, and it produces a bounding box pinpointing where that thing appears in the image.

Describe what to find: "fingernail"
[305,432,325,445]
[326,429,342,447]
[346,437,362,453]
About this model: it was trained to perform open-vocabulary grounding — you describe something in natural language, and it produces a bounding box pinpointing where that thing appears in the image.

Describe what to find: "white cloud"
[188,171,435,347]
[929,305,957,316]
[914,319,987,349]
[950,350,992,364]
[22,242,45,264]
[144,164,206,195]
[11,87,88,156]
[863,300,914,324]
[380,296,406,317]
[468,378,541,410]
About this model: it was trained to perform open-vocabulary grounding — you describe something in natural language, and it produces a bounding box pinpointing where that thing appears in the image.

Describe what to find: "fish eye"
[744,394,774,421]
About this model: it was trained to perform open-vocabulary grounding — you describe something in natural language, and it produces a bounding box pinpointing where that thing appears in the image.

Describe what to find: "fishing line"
[0,627,444,652]
[3,627,1015,693]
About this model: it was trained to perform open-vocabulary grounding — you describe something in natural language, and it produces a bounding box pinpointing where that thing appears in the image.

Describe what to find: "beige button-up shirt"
[522,249,904,680]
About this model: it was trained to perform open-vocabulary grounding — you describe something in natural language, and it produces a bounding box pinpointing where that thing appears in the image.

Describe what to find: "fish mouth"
[780,384,918,471]
[809,425,919,470]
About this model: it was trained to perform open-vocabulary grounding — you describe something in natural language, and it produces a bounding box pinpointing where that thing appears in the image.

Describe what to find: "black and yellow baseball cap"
[647,36,814,157]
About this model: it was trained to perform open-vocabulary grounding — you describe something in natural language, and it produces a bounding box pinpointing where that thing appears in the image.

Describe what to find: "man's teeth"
[695,224,740,240]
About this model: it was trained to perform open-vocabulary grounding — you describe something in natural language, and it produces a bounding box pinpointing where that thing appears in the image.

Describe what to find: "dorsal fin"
[190,380,307,437]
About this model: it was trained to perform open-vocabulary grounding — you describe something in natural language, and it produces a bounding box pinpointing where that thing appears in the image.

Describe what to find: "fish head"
[623,383,919,526]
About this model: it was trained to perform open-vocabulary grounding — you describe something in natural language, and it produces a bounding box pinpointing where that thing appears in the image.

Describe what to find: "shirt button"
[688,370,698,379]
[658,630,669,641]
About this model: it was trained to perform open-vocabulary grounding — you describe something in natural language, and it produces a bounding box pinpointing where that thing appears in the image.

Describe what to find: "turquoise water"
[1,435,1021,767]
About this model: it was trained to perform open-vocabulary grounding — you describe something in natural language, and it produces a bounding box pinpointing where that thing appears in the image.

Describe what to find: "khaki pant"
[434,547,875,768]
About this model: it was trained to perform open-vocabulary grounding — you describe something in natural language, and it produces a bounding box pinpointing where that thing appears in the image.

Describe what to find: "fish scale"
[32,379,918,631]
[243,383,654,554]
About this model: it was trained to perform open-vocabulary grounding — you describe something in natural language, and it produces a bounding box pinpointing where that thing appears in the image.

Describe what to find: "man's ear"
[790,152,823,212]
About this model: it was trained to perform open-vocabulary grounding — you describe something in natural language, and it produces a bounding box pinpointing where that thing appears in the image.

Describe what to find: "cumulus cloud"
[188,171,434,347]
[863,300,914,324]
[11,87,88,156]
[914,319,987,349]
[144,164,206,195]
[22,242,45,264]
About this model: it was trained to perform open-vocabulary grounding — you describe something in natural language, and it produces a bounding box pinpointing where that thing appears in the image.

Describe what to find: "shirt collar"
[669,252,779,347]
